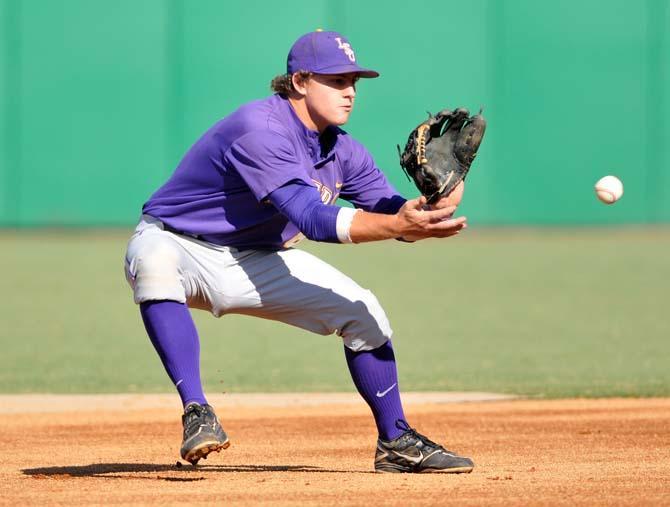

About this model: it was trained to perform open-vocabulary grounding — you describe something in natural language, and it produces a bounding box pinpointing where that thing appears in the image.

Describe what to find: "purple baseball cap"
[287,30,380,78]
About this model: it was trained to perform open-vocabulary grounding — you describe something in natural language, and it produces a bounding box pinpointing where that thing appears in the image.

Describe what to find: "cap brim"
[313,64,380,78]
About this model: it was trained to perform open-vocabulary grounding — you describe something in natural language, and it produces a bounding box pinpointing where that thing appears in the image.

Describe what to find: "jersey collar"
[281,95,339,166]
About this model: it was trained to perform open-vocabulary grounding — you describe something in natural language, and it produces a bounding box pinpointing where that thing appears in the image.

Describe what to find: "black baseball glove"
[398,108,486,204]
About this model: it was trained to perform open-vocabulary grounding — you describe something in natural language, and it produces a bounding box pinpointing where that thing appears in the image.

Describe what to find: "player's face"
[302,73,359,131]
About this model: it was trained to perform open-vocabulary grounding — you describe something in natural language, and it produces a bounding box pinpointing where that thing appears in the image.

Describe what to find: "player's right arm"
[349,196,467,243]
[268,181,466,244]
[229,130,466,244]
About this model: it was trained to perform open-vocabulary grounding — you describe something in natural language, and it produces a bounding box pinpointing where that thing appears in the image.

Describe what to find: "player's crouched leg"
[338,289,392,352]
[124,224,187,304]
[265,248,393,352]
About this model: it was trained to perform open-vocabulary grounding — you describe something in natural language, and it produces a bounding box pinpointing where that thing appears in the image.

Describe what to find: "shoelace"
[184,404,208,428]
[410,430,442,451]
[395,419,444,452]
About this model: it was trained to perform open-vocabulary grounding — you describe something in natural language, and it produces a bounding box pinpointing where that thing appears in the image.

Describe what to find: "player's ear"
[291,72,310,96]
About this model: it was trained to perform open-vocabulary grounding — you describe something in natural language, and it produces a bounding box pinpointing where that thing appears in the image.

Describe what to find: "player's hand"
[428,181,465,216]
[396,196,467,242]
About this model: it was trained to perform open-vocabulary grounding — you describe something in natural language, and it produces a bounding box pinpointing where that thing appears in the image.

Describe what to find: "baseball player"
[124,30,473,473]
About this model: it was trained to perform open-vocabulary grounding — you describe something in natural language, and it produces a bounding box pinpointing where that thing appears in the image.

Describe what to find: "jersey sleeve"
[267,180,346,243]
[339,138,407,214]
[224,130,313,201]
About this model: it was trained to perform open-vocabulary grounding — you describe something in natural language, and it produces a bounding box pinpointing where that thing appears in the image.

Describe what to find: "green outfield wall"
[1,0,668,226]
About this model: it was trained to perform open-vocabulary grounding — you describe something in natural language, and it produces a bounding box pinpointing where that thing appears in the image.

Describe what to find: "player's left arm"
[340,139,465,214]
[337,139,407,214]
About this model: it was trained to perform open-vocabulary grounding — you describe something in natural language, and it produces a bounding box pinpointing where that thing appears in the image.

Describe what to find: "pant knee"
[341,290,393,352]
[126,240,186,303]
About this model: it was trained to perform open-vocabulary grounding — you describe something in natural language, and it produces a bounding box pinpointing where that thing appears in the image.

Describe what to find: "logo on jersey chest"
[312,180,340,204]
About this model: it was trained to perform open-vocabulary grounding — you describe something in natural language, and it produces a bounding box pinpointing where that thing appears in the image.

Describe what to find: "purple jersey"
[143,94,403,250]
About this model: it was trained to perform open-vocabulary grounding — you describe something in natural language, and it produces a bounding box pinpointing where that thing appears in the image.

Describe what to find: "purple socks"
[139,300,407,439]
[344,340,407,441]
[140,301,207,407]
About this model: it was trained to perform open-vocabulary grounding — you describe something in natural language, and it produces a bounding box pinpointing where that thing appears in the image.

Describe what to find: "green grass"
[1,227,668,397]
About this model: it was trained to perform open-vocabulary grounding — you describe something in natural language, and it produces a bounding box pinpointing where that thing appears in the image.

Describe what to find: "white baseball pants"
[124,215,392,351]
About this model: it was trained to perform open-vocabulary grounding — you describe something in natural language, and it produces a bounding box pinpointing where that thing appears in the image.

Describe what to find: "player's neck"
[288,97,327,134]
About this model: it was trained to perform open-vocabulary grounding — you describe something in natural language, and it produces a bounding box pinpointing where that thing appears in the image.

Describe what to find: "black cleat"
[374,420,474,474]
[180,402,229,465]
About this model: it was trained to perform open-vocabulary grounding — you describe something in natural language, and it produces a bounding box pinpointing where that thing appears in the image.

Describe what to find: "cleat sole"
[184,438,231,465]
[420,466,474,474]
[375,465,474,474]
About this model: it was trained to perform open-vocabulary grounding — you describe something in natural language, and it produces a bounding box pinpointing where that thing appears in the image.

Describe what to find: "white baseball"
[594,175,624,204]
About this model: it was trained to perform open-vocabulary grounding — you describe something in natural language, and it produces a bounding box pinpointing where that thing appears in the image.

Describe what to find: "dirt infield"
[2,395,669,506]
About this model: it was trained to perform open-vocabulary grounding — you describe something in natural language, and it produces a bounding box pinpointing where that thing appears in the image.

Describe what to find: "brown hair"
[270,71,312,96]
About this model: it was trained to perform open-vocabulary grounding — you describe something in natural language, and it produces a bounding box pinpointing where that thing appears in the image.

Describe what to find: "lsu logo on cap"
[334,37,356,62]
